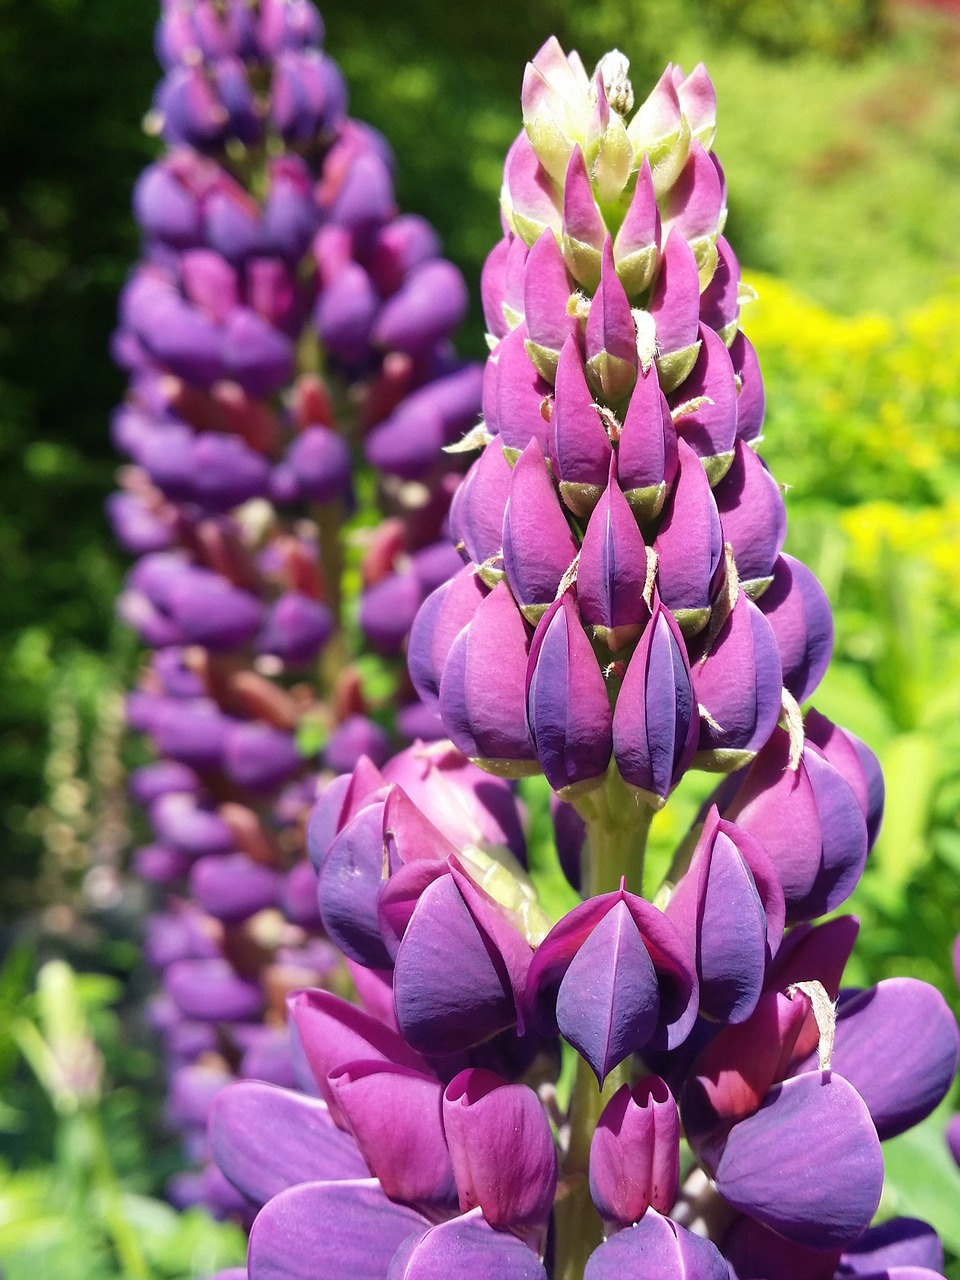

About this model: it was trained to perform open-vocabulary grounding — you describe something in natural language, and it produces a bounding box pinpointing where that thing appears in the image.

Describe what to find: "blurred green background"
[2,0,960,1274]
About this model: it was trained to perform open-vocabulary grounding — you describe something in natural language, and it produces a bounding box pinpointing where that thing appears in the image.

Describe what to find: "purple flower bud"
[224,721,303,793]
[315,261,380,364]
[366,214,441,296]
[804,708,884,848]
[523,229,578,379]
[190,852,281,922]
[106,491,177,554]
[481,236,513,340]
[360,571,423,656]
[222,305,295,397]
[168,567,263,651]
[585,238,638,405]
[700,236,740,337]
[179,249,239,322]
[526,887,698,1081]
[151,699,234,770]
[690,590,783,768]
[714,439,786,590]
[730,330,765,443]
[258,592,334,666]
[408,566,488,707]
[165,957,264,1021]
[365,363,483,480]
[665,807,785,1024]
[130,760,200,807]
[134,161,203,248]
[653,439,723,635]
[668,324,738,481]
[700,1072,883,1251]
[661,142,725,274]
[589,1077,680,1226]
[393,863,533,1054]
[613,155,660,296]
[724,727,868,922]
[757,554,833,704]
[613,598,698,803]
[526,592,613,796]
[372,260,468,355]
[840,1216,945,1278]
[387,1212,551,1279]
[150,792,234,855]
[577,456,652,650]
[443,1068,558,1238]
[270,49,345,144]
[262,155,321,262]
[585,1209,729,1280]
[551,336,613,517]
[448,442,513,571]
[493,324,555,460]
[501,131,562,248]
[648,231,701,391]
[133,843,195,884]
[502,438,578,621]
[616,362,679,521]
[283,425,352,503]
[561,145,606,290]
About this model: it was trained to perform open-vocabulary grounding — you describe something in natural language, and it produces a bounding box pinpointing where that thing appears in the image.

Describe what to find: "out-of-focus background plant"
[2,0,960,1276]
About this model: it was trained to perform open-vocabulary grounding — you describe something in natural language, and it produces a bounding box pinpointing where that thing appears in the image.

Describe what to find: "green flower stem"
[576,765,655,898]
[69,1107,150,1280]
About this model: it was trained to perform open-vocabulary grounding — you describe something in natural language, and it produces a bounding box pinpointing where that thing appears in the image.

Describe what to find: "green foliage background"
[2,0,960,1274]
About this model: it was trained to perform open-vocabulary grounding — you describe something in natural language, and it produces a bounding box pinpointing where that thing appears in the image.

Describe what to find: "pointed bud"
[585,238,638,404]
[691,590,783,770]
[648,231,702,392]
[501,132,563,248]
[617,363,679,521]
[502,438,579,622]
[653,438,723,635]
[669,324,739,483]
[577,455,652,650]
[408,566,488,707]
[438,580,538,775]
[586,74,634,204]
[561,145,607,290]
[613,599,698,804]
[448,443,513,576]
[661,142,724,283]
[525,592,613,798]
[627,68,691,196]
[700,236,741,341]
[494,324,555,460]
[613,155,661,297]
[731,330,766,443]
[523,229,579,380]
[552,337,613,516]
[665,807,785,1024]
[757,554,834,704]
[714,440,787,593]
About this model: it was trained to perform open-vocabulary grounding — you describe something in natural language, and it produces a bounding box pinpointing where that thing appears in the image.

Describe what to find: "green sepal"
[743,574,774,601]
[650,117,692,199]
[588,621,645,654]
[692,746,757,774]
[561,233,603,291]
[521,601,551,626]
[471,756,543,780]
[524,338,560,384]
[655,340,701,393]
[717,318,739,348]
[672,604,711,638]
[623,481,667,523]
[615,243,659,298]
[559,479,605,518]
[702,449,735,486]
[586,351,638,405]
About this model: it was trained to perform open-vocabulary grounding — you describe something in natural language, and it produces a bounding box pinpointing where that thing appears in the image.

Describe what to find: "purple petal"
[589,1077,680,1226]
[653,439,723,634]
[387,1211,550,1279]
[584,1209,729,1280]
[714,440,786,588]
[730,331,765,443]
[616,362,678,521]
[408,566,487,707]
[668,324,738,476]
[552,336,612,516]
[585,237,638,404]
[494,324,555,458]
[757,554,834,704]
[210,1082,368,1207]
[449,443,513,569]
[576,457,652,651]
[561,145,606,289]
[247,1180,426,1280]
[841,1217,945,1276]
[708,1072,883,1250]
[523,229,578,371]
[502,437,579,616]
[613,155,660,296]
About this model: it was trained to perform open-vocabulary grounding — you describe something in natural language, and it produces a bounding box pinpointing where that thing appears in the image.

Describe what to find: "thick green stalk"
[576,765,655,898]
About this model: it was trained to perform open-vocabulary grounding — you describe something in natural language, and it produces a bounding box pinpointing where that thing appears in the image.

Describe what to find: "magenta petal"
[616,362,678,515]
[576,457,652,650]
[661,141,724,248]
[552,336,613,507]
[722,1214,841,1280]
[731,331,765,443]
[668,324,738,470]
[438,580,535,767]
[317,800,395,969]
[443,1069,558,1232]
[653,439,723,631]
[525,593,613,794]
[709,1073,883,1250]
[700,236,741,335]
[613,601,698,801]
[714,439,787,587]
[502,438,579,613]
[562,145,607,289]
[210,1082,367,1207]
[524,229,578,362]
[247,1179,426,1280]
[495,324,555,457]
[690,591,783,761]
[758,554,833,703]
[387,1211,550,1279]
[502,131,562,245]
[329,1061,456,1209]
[584,1209,729,1280]
[613,155,660,296]
[393,873,519,1054]
[589,1077,680,1225]
[585,237,639,404]
[449,443,513,569]
[794,978,959,1141]
[648,230,701,358]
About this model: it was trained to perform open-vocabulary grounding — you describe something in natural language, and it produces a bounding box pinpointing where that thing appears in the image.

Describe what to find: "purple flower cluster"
[111,0,480,1204]
[204,39,958,1280]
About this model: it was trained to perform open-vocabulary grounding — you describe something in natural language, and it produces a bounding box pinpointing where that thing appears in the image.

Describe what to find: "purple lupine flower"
[203,41,958,1280]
